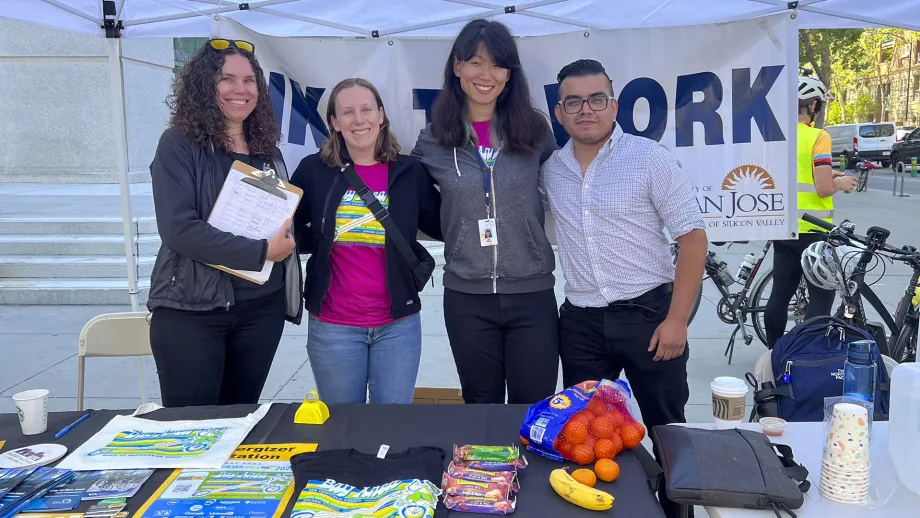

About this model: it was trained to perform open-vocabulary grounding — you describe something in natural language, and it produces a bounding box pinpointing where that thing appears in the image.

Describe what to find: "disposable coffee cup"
[12,389,49,435]
[711,377,748,429]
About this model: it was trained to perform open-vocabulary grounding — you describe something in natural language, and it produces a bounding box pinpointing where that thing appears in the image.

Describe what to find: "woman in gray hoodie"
[412,19,559,405]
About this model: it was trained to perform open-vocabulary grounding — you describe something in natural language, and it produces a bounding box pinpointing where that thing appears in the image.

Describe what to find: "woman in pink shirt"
[290,78,442,404]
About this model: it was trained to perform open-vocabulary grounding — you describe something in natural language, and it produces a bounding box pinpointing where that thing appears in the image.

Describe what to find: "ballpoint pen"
[54,411,92,439]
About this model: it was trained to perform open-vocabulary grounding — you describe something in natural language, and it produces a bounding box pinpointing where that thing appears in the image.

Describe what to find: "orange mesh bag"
[520,379,645,465]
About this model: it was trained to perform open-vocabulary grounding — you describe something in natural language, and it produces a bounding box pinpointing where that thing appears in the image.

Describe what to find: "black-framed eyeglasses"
[208,38,255,54]
[559,95,614,114]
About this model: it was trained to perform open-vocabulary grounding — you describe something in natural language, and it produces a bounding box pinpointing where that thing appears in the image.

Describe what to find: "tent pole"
[105,38,138,314]
[106,35,148,404]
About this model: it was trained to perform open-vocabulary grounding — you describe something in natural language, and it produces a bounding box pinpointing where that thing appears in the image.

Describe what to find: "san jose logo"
[698,164,785,227]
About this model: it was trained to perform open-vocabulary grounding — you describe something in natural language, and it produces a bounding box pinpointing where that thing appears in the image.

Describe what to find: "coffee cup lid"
[711,376,748,394]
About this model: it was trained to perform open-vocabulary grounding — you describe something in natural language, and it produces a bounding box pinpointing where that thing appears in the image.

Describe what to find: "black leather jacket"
[146,127,303,324]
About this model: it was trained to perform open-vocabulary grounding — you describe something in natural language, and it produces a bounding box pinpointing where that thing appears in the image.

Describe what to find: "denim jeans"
[306,313,422,404]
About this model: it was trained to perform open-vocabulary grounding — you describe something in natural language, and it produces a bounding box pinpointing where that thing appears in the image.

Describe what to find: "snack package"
[519,379,646,464]
[441,473,514,499]
[453,445,519,463]
[443,494,516,515]
[454,458,527,472]
[444,463,520,494]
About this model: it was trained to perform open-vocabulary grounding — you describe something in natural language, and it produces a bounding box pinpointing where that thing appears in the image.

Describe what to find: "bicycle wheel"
[750,268,810,345]
[856,171,868,192]
[890,321,918,363]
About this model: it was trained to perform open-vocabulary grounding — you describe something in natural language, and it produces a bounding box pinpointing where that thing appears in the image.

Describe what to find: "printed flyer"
[134,444,317,518]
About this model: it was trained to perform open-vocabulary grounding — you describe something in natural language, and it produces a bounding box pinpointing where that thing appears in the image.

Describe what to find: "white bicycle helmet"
[801,240,839,291]
[798,75,834,104]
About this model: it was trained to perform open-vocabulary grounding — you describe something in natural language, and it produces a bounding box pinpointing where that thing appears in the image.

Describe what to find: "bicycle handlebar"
[801,212,919,264]
[801,213,835,232]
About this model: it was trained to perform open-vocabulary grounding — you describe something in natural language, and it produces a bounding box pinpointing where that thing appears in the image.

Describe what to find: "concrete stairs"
[0,217,158,305]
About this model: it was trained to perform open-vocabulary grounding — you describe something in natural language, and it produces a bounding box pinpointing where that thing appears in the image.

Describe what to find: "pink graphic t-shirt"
[318,163,393,327]
[472,120,498,171]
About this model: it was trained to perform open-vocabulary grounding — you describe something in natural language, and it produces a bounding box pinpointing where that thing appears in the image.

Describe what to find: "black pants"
[149,290,286,407]
[443,288,559,404]
[559,285,689,518]
[764,233,837,348]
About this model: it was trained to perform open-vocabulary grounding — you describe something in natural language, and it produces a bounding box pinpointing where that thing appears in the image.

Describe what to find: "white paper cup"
[711,377,748,429]
[12,389,49,435]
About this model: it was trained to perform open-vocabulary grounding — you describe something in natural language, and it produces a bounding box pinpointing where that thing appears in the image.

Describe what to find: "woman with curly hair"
[146,39,302,408]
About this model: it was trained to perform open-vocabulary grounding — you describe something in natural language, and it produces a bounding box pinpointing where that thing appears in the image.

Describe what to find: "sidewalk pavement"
[1,186,918,429]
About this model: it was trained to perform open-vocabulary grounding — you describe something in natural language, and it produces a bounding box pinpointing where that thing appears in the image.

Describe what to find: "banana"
[549,468,615,511]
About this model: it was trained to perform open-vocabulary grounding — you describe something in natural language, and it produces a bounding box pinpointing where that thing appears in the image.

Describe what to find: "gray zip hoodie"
[411,119,558,295]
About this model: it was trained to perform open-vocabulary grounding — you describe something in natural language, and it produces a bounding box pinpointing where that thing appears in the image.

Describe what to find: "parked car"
[891,127,920,170]
[823,122,897,168]
[897,126,917,142]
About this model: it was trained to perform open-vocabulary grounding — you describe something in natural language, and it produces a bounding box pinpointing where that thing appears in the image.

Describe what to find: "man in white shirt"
[543,59,707,516]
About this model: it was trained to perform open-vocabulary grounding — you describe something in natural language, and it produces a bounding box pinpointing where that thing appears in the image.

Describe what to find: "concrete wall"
[0,20,174,183]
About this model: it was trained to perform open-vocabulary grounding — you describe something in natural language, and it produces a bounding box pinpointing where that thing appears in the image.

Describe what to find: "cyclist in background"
[763,74,857,348]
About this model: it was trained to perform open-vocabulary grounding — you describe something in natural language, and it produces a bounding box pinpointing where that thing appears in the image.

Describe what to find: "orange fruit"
[608,434,624,456]
[583,435,596,451]
[520,435,529,447]
[572,468,597,487]
[620,423,645,449]
[606,410,626,430]
[571,411,594,425]
[595,459,620,482]
[590,415,617,440]
[562,419,588,444]
[571,444,595,465]
[586,397,608,416]
[594,439,617,460]
[555,439,574,458]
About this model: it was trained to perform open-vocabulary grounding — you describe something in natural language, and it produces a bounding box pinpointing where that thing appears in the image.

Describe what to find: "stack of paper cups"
[821,403,871,504]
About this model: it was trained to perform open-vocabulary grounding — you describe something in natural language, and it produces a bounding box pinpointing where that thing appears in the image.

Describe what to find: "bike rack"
[893,161,911,197]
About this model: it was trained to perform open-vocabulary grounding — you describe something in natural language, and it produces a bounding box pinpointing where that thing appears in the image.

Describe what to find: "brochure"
[0,467,72,518]
[84,469,154,500]
[23,471,100,512]
[0,469,37,501]
[134,443,317,518]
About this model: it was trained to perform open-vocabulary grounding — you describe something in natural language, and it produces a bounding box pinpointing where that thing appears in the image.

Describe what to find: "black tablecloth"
[0,403,666,517]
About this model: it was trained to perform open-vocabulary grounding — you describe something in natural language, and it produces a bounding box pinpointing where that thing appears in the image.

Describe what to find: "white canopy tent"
[2,0,917,315]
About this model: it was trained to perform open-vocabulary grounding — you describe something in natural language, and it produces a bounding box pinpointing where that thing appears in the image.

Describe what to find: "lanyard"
[473,146,496,218]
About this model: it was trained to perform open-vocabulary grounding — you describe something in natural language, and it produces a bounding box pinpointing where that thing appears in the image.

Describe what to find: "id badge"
[478,218,497,246]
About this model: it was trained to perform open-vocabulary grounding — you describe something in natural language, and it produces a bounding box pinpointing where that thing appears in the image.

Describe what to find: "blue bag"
[756,316,890,422]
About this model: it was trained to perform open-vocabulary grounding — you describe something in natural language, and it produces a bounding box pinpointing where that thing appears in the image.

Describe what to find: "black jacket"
[290,153,442,321]
[146,127,304,324]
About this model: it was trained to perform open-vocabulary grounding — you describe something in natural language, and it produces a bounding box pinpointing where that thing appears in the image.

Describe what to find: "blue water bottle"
[843,340,877,402]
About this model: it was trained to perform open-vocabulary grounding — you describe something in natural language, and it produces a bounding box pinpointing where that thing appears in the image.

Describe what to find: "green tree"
[825,101,843,125]
[853,94,876,121]
[858,29,912,121]
[799,29,864,127]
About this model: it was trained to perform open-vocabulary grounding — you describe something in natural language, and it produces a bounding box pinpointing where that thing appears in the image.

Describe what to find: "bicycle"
[801,213,919,363]
[670,241,810,364]
[854,159,874,193]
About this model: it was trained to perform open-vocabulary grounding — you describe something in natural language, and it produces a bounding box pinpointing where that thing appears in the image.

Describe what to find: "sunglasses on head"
[208,39,255,54]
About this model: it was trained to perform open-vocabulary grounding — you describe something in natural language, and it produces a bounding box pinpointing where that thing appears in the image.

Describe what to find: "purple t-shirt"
[318,163,393,327]
[472,120,498,171]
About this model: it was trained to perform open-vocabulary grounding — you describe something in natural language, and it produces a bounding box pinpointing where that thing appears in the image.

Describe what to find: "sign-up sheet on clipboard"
[206,161,302,284]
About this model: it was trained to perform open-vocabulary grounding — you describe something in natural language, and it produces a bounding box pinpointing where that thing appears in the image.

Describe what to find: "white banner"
[214,14,798,242]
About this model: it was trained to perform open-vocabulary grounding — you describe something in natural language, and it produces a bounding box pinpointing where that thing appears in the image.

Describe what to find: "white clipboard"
[206,160,302,284]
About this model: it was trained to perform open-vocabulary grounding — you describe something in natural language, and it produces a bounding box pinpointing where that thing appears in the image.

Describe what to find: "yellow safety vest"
[797,123,834,234]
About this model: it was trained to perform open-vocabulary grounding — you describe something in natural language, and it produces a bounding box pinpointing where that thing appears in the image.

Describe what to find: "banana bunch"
[549,468,615,511]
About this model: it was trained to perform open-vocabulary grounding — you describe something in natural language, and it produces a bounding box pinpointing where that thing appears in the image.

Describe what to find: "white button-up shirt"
[543,124,704,307]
